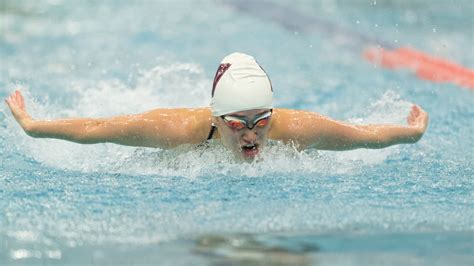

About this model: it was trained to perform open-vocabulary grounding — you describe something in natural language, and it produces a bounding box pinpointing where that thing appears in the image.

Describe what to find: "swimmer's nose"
[241,129,257,143]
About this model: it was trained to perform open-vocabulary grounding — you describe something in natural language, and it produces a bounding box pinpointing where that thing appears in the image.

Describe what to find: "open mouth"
[240,143,259,157]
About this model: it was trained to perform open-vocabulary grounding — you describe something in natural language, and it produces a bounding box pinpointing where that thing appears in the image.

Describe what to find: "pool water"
[1,0,473,265]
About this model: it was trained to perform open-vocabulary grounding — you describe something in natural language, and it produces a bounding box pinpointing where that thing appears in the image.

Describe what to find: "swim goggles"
[221,110,272,130]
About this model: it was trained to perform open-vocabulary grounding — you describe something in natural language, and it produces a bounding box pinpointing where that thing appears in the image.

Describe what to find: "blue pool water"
[1,0,473,265]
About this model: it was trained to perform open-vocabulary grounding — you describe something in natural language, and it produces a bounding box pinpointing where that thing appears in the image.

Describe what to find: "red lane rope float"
[225,1,474,90]
[364,47,474,90]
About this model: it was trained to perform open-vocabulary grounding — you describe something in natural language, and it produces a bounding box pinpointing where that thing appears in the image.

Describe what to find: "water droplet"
[375,24,378,28]
[432,28,436,33]
[356,20,360,24]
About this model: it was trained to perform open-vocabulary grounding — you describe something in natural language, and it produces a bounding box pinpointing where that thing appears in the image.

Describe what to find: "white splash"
[3,70,412,178]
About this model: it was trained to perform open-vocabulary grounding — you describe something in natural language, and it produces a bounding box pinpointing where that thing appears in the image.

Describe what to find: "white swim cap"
[210,52,273,116]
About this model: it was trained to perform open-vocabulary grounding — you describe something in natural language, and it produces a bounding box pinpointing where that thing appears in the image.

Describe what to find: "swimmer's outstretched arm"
[4,90,211,148]
[271,106,429,151]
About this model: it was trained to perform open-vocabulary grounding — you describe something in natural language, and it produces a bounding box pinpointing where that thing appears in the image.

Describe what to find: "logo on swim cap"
[212,63,231,97]
[210,53,273,116]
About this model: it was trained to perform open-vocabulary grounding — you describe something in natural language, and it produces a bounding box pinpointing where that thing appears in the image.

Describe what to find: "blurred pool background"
[0,0,473,265]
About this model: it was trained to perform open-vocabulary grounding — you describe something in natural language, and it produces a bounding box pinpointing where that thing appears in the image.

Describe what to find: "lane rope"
[225,0,474,90]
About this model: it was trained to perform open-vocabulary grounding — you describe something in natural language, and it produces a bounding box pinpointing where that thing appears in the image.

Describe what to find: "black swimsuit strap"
[207,125,217,140]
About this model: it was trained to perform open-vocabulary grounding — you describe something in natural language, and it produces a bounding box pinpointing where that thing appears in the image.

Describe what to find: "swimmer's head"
[210,52,273,116]
[210,53,274,161]
[212,108,273,161]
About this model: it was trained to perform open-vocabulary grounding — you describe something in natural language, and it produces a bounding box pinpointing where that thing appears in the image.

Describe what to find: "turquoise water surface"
[1,0,473,265]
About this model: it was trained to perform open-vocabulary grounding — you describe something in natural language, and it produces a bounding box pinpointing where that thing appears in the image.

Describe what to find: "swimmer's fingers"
[5,91,18,110]
[5,90,33,126]
[407,105,419,124]
[4,92,18,111]
[10,90,26,110]
[407,105,428,132]
[15,90,26,110]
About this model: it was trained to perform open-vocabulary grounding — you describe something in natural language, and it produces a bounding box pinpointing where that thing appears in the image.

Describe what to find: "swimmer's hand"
[4,90,34,133]
[272,105,429,151]
[4,90,211,148]
[407,105,429,138]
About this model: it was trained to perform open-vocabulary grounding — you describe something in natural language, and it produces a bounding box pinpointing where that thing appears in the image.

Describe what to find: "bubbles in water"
[10,249,42,260]
[1,1,473,263]
[351,90,412,125]
[65,62,210,117]
[3,73,411,179]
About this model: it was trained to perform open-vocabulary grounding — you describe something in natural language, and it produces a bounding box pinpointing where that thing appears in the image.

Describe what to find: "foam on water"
[1,0,473,264]
[2,63,413,178]
[2,63,449,251]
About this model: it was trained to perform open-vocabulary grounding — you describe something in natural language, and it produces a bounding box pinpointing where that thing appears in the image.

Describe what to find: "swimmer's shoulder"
[141,107,212,145]
[184,107,213,143]
[175,107,213,144]
[269,108,325,142]
[268,108,296,140]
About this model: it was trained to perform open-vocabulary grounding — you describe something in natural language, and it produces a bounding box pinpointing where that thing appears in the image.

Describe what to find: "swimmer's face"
[212,109,272,161]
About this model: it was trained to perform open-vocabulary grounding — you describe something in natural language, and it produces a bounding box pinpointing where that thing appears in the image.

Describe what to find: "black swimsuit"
[207,126,217,141]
